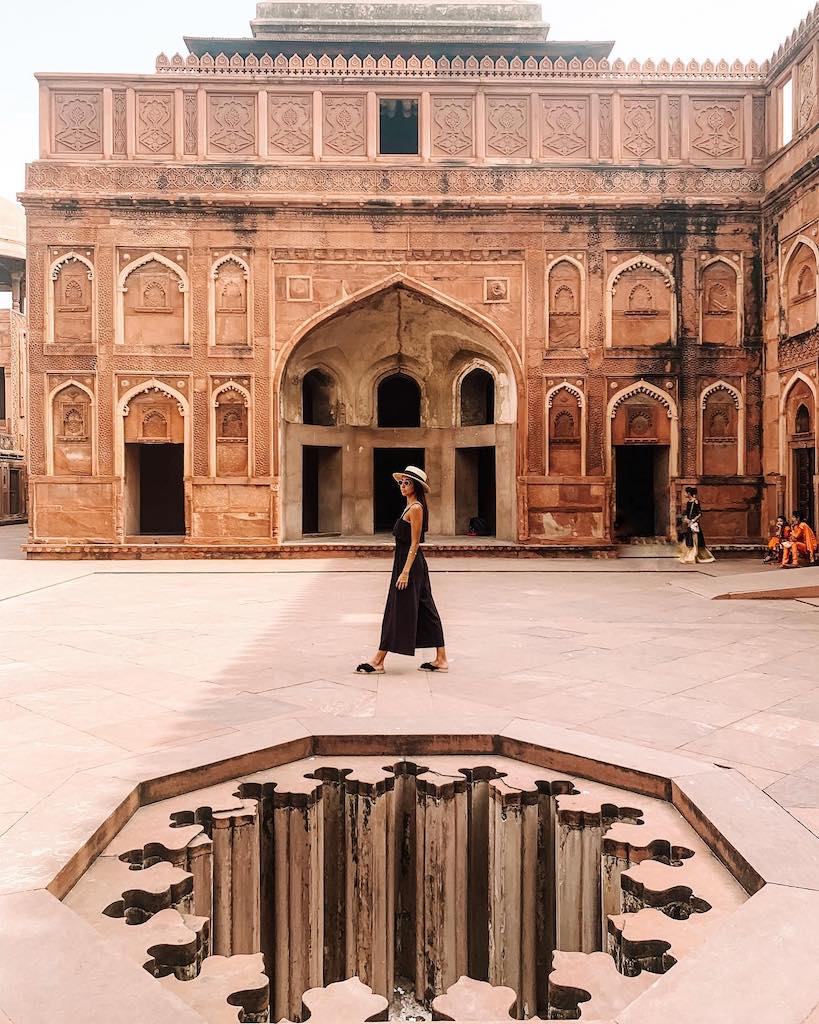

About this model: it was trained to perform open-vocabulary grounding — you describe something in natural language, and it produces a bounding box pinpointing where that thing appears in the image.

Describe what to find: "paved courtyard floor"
[1,523,818,844]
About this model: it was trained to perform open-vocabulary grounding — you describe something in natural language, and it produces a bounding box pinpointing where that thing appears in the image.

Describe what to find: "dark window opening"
[9,469,20,516]
[379,98,419,155]
[0,367,6,420]
[303,369,336,426]
[460,368,495,426]
[377,373,421,427]
[796,402,812,434]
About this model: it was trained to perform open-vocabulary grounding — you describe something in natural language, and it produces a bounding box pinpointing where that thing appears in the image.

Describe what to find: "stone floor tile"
[730,711,819,748]
[680,672,818,711]
[682,728,819,773]
[767,687,819,724]
[266,679,378,718]
[515,690,627,726]
[764,774,819,809]
[643,693,752,728]
[579,708,715,750]
[86,713,237,753]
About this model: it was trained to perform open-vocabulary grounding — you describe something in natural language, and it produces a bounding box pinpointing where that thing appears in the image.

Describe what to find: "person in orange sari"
[764,515,789,564]
[781,512,818,567]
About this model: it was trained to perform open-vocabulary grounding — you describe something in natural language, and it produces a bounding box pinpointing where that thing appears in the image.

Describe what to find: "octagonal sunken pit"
[63,746,751,1023]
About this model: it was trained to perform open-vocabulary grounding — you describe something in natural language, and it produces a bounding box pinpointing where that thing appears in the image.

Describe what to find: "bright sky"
[0,0,812,200]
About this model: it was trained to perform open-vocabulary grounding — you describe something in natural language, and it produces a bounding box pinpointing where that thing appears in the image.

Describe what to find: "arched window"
[460,368,495,426]
[377,373,420,428]
[302,369,337,426]
[796,402,811,434]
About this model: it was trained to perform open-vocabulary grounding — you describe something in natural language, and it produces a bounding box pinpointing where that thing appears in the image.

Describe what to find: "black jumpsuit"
[378,506,445,656]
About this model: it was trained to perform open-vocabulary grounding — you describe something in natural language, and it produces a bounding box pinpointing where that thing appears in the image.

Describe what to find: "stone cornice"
[23,162,765,207]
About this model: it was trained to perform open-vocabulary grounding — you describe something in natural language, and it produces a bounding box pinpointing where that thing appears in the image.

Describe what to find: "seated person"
[781,512,818,567]
[764,515,789,564]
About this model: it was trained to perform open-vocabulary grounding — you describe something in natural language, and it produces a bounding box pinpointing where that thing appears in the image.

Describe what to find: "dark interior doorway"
[455,447,496,535]
[378,98,419,155]
[134,443,185,535]
[373,447,425,532]
[614,445,669,540]
[794,447,816,526]
[302,445,342,536]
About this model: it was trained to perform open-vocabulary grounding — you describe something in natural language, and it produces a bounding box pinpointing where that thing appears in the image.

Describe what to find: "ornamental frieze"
[779,328,819,368]
[25,162,765,200]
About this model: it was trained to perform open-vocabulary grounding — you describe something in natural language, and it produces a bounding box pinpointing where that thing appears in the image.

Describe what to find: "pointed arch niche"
[116,252,189,347]
[700,257,742,345]
[546,256,585,349]
[545,382,585,475]
[606,255,677,347]
[209,253,251,347]
[47,379,96,476]
[48,252,94,346]
[211,380,252,477]
[699,381,744,476]
[780,371,817,523]
[782,236,819,337]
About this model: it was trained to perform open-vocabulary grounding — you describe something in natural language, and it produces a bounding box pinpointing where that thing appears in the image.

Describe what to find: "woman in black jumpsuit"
[356,466,447,675]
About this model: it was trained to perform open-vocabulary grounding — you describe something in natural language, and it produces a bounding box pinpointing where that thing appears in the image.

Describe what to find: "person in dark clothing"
[355,465,448,675]
[678,485,715,564]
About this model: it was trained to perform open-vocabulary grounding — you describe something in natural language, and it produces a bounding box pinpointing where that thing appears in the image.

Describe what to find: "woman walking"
[678,485,715,564]
[356,466,448,674]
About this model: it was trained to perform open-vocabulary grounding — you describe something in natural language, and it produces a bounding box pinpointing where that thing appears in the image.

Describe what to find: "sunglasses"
[398,478,413,486]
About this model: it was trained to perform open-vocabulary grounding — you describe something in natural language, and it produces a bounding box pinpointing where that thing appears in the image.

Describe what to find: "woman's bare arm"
[397,504,423,588]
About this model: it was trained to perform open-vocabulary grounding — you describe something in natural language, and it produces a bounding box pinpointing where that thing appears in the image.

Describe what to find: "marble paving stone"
[643,693,752,728]
[580,709,715,751]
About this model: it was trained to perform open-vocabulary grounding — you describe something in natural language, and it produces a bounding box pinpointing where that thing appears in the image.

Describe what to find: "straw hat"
[392,465,430,491]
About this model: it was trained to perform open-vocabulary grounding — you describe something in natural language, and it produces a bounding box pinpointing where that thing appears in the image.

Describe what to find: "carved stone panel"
[113,91,127,156]
[541,98,589,159]
[207,94,257,155]
[703,391,739,476]
[752,97,766,161]
[122,258,186,346]
[668,97,682,159]
[53,91,102,154]
[799,52,816,133]
[485,96,529,158]
[214,258,249,346]
[598,96,612,159]
[52,385,93,476]
[785,242,818,336]
[183,93,198,155]
[548,389,582,475]
[216,391,249,477]
[322,95,366,157]
[702,261,739,344]
[431,97,474,157]
[51,252,93,345]
[269,94,313,156]
[547,261,582,349]
[136,93,174,156]
[611,262,674,346]
[690,100,743,160]
[621,98,659,161]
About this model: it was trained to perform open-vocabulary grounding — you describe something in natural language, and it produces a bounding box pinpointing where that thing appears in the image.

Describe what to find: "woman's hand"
[396,570,410,590]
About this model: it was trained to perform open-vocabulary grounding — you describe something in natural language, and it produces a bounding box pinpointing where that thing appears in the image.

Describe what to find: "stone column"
[212,808,260,957]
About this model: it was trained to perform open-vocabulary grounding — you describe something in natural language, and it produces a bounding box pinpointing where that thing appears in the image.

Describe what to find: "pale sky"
[0,0,812,200]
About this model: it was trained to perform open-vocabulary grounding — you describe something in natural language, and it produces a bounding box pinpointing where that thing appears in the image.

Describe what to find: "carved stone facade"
[0,198,27,524]
[19,1,819,553]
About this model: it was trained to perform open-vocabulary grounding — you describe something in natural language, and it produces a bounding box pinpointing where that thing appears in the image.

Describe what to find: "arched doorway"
[279,282,518,541]
[607,383,678,541]
[782,376,817,525]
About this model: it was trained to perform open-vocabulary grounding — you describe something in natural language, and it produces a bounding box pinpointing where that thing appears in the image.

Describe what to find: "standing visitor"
[356,466,448,675]
[678,486,715,564]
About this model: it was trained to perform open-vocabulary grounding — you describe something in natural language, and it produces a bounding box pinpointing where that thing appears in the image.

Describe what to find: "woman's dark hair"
[684,486,698,497]
[406,478,430,536]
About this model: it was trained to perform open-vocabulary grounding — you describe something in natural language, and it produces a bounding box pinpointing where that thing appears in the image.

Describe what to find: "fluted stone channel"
[69,754,741,1023]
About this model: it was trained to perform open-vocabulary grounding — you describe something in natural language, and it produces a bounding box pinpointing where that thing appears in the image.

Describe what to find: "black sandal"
[355,663,385,675]
[418,662,449,673]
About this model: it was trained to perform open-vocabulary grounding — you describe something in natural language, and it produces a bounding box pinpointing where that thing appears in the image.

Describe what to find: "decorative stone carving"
[269,94,313,156]
[611,260,674,345]
[215,386,250,477]
[50,253,94,345]
[598,96,612,158]
[183,93,198,155]
[691,101,742,159]
[752,97,766,160]
[626,406,656,440]
[701,385,740,475]
[701,259,740,344]
[212,255,250,346]
[547,260,582,349]
[53,92,102,153]
[484,277,509,303]
[113,91,127,156]
[541,99,588,158]
[120,254,187,347]
[141,408,169,440]
[486,96,529,158]
[431,97,474,156]
[286,276,313,301]
[799,52,816,132]
[785,241,819,336]
[668,97,681,159]
[137,93,174,155]
[207,94,256,155]
[621,99,658,160]
[323,95,366,156]
[51,383,93,476]
[548,386,582,475]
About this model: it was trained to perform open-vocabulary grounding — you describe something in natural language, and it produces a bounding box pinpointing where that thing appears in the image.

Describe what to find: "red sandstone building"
[18,1,819,555]
[0,198,27,526]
